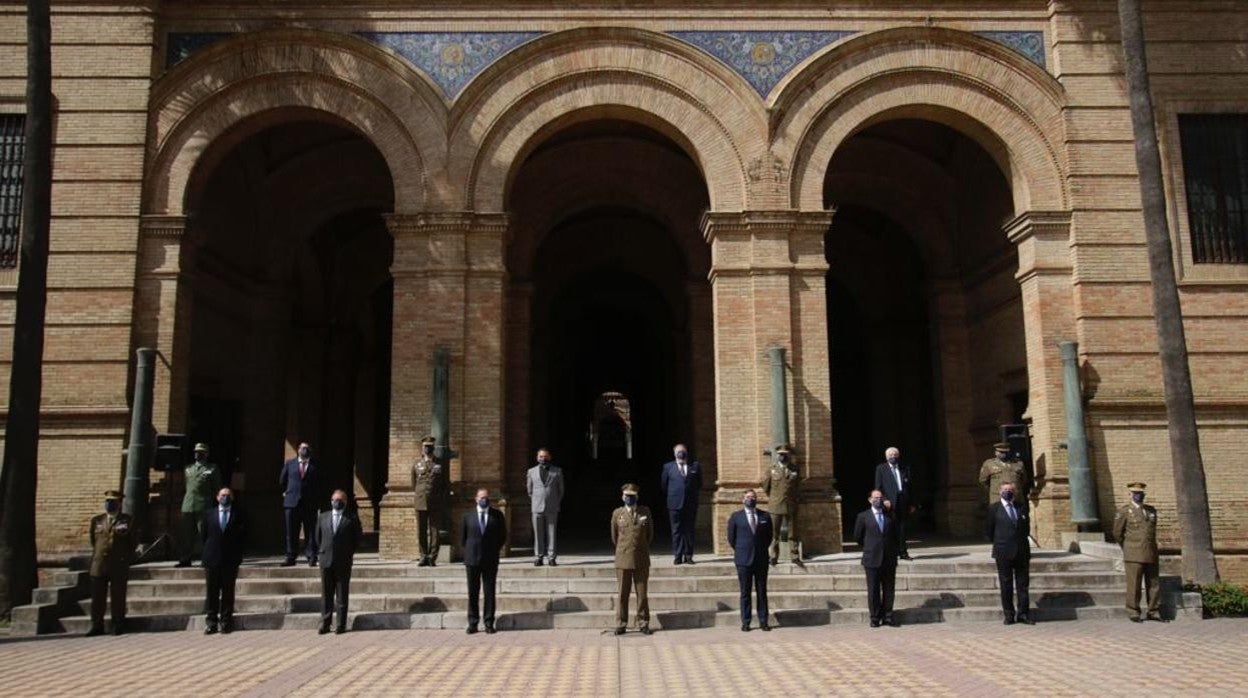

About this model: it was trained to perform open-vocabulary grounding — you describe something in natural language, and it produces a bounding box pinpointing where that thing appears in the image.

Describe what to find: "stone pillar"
[702,210,840,555]
[928,280,982,537]
[378,212,508,559]
[1006,211,1076,547]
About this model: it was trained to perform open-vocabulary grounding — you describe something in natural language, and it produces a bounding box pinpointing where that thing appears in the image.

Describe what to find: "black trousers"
[864,564,897,621]
[89,571,128,630]
[204,566,238,626]
[668,507,697,558]
[893,498,910,555]
[995,555,1031,617]
[466,563,499,627]
[284,503,316,560]
[320,563,352,628]
[736,564,769,624]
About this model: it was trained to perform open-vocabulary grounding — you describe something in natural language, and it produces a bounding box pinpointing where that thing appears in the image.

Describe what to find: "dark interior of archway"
[185,119,394,549]
[825,118,1020,540]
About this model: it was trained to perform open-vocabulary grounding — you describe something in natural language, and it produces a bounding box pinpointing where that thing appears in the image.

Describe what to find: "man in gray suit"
[526,447,564,566]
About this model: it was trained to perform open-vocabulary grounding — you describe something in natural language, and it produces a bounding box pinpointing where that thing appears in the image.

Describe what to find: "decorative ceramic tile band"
[166,32,233,69]
[670,30,856,97]
[358,32,544,98]
[975,31,1046,69]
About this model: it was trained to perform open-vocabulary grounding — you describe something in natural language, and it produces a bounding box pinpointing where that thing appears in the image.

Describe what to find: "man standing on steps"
[874,446,913,560]
[315,489,362,635]
[280,442,320,567]
[412,435,447,567]
[853,489,900,628]
[527,447,564,566]
[86,490,135,636]
[1113,481,1166,623]
[462,488,506,635]
[986,482,1033,625]
[727,489,772,632]
[178,443,221,567]
[660,443,702,565]
[760,445,800,565]
[611,483,654,635]
[202,487,246,635]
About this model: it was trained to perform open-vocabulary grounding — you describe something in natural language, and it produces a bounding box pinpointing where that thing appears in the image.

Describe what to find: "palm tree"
[1117,0,1218,585]
[0,0,52,618]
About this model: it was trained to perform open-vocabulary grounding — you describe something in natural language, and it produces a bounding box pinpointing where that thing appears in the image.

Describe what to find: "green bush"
[1201,581,1248,617]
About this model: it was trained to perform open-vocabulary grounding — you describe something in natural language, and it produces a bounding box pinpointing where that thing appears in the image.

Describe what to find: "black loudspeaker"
[154,433,189,472]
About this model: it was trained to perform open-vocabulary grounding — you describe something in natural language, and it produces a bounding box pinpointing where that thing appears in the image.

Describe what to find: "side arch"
[146,29,448,215]
[776,27,1069,213]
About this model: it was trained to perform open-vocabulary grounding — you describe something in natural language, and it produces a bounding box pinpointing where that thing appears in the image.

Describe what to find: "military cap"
[993,442,1011,451]
[104,489,124,500]
[420,435,436,445]
[193,442,209,453]
[1126,482,1147,492]
[621,483,639,495]
[774,444,792,454]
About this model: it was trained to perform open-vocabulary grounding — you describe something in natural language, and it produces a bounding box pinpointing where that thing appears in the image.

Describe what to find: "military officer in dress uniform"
[611,483,654,635]
[178,443,222,567]
[86,490,136,636]
[412,436,448,567]
[978,442,1032,503]
[760,445,800,565]
[1113,481,1166,622]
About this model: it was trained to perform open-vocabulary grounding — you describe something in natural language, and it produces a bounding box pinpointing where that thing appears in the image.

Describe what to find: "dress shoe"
[85,627,104,637]
[870,619,881,628]
[281,559,296,567]
[640,626,653,635]
[221,622,234,634]
[112,622,126,636]
[308,559,318,567]
[1002,617,1015,626]
[204,625,218,635]
[1016,614,1034,625]
[673,557,684,565]
[318,625,331,635]
[1146,614,1169,623]
[684,556,695,565]
[429,560,437,567]
[741,623,751,632]
[614,627,625,636]
[769,558,778,567]
[466,625,478,635]
[884,617,899,628]
[175,560,191,568]
[335,626,347,635]
[759,624,771,632]
[1129,616,1143,623]
[899,553,913,561]
[547,559,557,567]
[534,558,544,567]
[484,625,496,634]
[417,557,430,567]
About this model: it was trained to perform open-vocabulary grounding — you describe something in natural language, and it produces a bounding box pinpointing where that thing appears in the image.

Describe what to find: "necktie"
[479,511,486,533]
[1007,504,1016,523]
[892,465,902,491]
[300,461,307,479]
[749,512,756,533]
[679,463,686,478]
[220,509,228,530]
[333,513,340,534]
[876,511,884,532]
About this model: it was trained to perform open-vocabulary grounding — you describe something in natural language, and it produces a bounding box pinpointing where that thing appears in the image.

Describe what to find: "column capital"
[700,209,834,242]
[384,211,509,238]
[703,209,833,281]
[387,212,509,276]
[1005,210,1072,281]
[139,214,188,239]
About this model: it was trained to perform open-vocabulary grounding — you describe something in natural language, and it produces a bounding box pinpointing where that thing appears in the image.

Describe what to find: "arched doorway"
[504,119,715,550]
[824,118,1027,539]
[182,114,395,549]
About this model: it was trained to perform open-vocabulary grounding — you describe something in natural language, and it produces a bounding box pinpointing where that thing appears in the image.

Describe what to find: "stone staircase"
[11,545,1137,634]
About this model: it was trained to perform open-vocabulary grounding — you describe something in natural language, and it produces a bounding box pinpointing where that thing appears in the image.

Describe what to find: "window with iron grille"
[1178,114,1248,264]
[0,114,24,269]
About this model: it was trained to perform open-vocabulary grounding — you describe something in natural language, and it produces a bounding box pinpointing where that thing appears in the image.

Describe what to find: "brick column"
[702,210,841,555]
[378,212,508,559]
[928,279,981,537]
[504,281,533,547]
[1006,211,1076,547]
[687,280,718,546]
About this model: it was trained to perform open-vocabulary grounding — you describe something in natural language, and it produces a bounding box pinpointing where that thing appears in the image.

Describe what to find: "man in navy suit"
[314,489,362,635]
[660,443,702,565]
[873,446,913,560]
[986,482,1033,625]
[726,489,772,632]
[461,488,507,635]
[852,489,901,627]
[279,441,320,567]
[201,487,246,635]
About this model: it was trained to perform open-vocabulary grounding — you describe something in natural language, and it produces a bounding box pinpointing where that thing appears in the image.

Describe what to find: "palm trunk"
[1117,0,1218,585]
[0,0,52,618]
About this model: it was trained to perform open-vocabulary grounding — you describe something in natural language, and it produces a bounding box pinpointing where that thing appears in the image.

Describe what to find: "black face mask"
[195,452,207,462]
[623,495,637,507]
[105,500,120,514]
[1131,492,1145,504]
[218,495,232,507]
[332,500,346,511]
[477,498,489,509]
[299,448,310,459]
[422,446,434,456]
[1001,491,1015,503]
[675,451,687,461]
[744,498,757,509]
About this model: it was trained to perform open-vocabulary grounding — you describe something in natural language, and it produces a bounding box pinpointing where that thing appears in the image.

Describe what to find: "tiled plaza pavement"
[3,618,1246,696]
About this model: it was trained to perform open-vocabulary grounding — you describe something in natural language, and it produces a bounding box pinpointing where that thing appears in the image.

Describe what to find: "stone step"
[52,603,1130,635]
[82,588,1125,616]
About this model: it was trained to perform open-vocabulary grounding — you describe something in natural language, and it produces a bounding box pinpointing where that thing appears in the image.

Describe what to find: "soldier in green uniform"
[86,490,136,636]
[978,442,1031,504]
[760,445,800,565]
[412,435,448,567]
[1113,481,1166,622]
[178,442,223,567]
[611,483,654,635]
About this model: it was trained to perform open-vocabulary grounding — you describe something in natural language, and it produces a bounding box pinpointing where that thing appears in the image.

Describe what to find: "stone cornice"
[700,209,833,243]
[385,211,509,237]
[139,214,188,238]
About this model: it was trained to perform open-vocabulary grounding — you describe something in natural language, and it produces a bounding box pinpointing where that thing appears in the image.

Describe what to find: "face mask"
[218,495,232,507]
[422,445,434,455]
[675,451,687,461]
[1000,491,1014,503]
[105,500,120,514]
[997,451,1009,460]
[477,498,489,509]
[195,452,207,462]
[538,458,549,466]
[1131,492,1145,504]
[332,499,345,510]
[744,498,757,509]
[299,448,310,459]
[777,454,789,464]
[623,495,637,507]
[871,498,883,509]
[886,457,898,466]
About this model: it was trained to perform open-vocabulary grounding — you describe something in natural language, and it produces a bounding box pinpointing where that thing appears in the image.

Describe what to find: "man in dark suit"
[986,482,1033,625]
[873,446,913,560]
[660,443,702,565]
[852,489,901,627]
[202,487,246,635]
[462,488,507,634]
[279,441,320,567]
[726,489,772,632]
[314,489,362,635]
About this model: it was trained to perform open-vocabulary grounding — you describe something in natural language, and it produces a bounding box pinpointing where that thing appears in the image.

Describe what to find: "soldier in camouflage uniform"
[611,483,654,635]
[978,442,1032,504]
[86,490,136,636]
[760,444,800,565]
[1113,481,1166,622]
[412,435,448,566]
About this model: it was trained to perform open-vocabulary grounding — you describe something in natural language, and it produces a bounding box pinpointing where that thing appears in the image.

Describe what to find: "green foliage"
[1201,581,1248,617]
